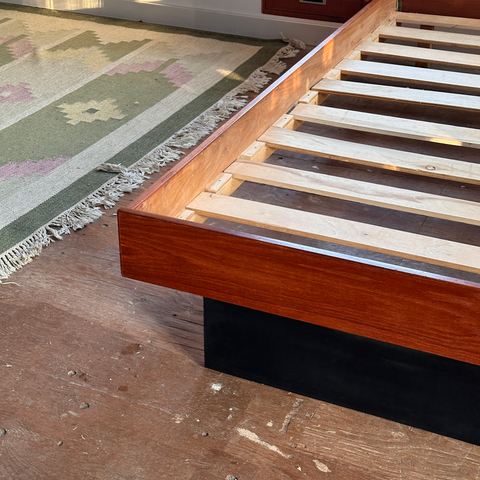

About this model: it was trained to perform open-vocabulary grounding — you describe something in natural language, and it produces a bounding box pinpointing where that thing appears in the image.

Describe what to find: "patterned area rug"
[0,3,297,281]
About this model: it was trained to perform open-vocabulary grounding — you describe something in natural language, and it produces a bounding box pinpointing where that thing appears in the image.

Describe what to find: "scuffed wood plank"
[187,192,480,274]
[291,103,480,149]
[302,402,480,480]
[225,159,480,226]
[259,126,480,185]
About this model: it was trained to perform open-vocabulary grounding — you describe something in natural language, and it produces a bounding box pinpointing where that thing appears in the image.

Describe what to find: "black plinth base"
[204,298,480,446]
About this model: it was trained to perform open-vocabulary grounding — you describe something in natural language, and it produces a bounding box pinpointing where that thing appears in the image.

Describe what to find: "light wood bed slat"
[395,12,480,31]
[358,41,480,69]
[313,78,480,112]
[225,159,480,226]
[336,59,480,92]
[377,25,480,49]
[258,126,480,185]
[291,103,480,149]
[188,192,480,274]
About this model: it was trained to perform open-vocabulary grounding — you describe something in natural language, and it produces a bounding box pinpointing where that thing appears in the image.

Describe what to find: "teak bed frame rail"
[119,0,480,444]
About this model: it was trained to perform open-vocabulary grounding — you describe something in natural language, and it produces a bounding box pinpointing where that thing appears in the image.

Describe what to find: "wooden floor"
[2,47,480,480]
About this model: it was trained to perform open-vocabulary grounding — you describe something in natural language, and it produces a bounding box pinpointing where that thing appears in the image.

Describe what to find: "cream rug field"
[0,3,298,281]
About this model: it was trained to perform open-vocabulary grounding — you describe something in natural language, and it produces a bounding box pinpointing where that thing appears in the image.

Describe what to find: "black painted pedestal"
[204,298,480,445]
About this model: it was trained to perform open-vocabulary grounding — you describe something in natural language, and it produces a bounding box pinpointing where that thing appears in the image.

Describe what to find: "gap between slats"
[291,103,480,149]
[258,126,480,185]
[358,41,480,69]
[313,78,480,112]
[225,159,480,226]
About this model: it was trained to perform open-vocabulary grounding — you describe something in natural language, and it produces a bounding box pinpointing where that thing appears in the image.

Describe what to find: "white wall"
[136,0,262,16]
[2,0,340,45]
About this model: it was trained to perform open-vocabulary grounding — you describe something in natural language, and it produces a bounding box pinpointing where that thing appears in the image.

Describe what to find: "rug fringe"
[0,44,298,283]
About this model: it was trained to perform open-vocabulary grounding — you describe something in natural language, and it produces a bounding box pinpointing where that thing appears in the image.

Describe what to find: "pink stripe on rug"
[8,37,35,58]
[0,36,14,45]
[106,59,165,76]
[162,62,194,87]
[0,157,69,180]
[0,83,35,103]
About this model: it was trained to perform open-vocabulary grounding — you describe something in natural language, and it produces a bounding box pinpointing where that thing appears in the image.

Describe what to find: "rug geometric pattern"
[0,3,285,279]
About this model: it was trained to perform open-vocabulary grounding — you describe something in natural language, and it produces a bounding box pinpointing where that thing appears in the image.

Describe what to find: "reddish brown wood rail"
[119,0,480,367]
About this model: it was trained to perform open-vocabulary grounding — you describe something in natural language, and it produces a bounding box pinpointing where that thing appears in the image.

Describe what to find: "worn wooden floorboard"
[300,403,480,480]
[3,43,480,479]
[2,166,480,480]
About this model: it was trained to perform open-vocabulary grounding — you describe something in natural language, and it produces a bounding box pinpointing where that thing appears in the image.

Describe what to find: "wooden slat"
[225,159,480,226]
[291,103,480,149]
[377,24,480,49]
[206,172,242,196]
[358,40,480,69]
[395,12,480,31]
[313,78,480,111]
[298,90,320,105]
[273,114,299,130]
[258,126,480,184]
[187,192,480,274]
[207,173,233,193]
[238,141,274,162]
[178,209,197,220]
[336,59,480,92]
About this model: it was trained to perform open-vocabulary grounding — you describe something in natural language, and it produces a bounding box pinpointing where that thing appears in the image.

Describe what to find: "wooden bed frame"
[119,0,480,443]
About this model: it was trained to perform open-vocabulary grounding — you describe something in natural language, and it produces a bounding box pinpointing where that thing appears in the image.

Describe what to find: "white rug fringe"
[0,44,298,282]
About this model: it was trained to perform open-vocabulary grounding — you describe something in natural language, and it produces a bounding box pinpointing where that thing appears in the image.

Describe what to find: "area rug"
[0,3,298,281]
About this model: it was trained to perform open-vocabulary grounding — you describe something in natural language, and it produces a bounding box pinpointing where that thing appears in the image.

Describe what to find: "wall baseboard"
[2,0,339,45]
